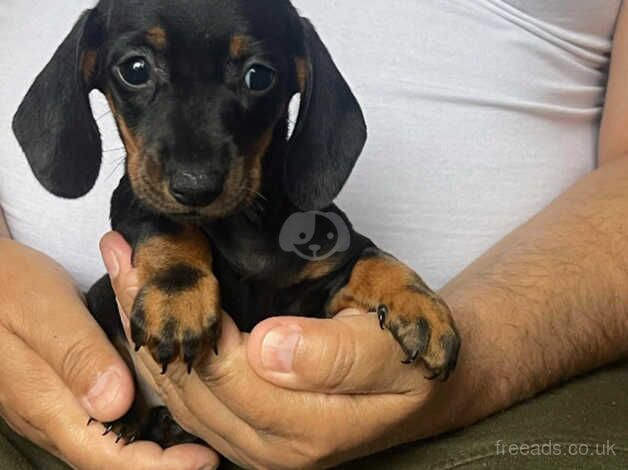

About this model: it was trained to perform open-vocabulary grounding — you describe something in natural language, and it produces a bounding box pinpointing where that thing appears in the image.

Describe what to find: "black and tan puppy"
[13,0,460,446]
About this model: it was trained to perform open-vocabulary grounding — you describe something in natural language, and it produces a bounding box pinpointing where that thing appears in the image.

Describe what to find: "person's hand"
[102,231,476,468]
[0,239,219,470]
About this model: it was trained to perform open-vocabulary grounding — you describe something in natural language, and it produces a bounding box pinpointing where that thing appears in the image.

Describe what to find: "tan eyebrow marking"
[295,57,308,94]
[229,34,251,58]
[82,50,98,83]
[146,26,167,50]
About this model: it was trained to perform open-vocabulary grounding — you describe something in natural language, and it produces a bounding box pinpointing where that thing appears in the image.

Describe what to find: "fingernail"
[83,369,121,414]
[261,326,301,373]
[104,250,120,279]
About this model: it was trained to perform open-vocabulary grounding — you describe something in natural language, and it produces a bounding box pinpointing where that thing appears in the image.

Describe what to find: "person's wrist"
[412,286,506,438]
[429,281,524,435]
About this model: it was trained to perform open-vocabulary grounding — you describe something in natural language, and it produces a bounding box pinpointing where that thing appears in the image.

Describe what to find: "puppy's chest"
[210,248,331,331]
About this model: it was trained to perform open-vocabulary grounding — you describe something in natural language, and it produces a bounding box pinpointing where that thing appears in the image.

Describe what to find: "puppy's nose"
[169,171,222,207]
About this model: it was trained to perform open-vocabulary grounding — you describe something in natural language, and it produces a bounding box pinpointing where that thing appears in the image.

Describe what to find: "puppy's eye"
[244,64,276,92]
[117,57,151,87]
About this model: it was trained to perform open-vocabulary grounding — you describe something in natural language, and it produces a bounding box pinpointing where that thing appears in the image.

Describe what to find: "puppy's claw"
[187,362,193,374]
[127,434,137,445]
[425,370,440,381]
[401,349,421,365]
[161,362,168,375]
[115,432,124,444]
[377,305,388,330]
[213,344,219,356]
[134,343,142,352]
[87,417,95,426]
[102,424,113,436]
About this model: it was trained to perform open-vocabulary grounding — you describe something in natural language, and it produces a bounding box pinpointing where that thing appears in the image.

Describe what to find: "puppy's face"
[97,0,304,218]
[14,0,366,214]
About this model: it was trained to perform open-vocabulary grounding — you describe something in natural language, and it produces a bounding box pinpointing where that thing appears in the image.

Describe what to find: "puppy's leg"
[108,178,221,373]
[131,226,221,374]
[328,248,460,380]
[87,276,201,447]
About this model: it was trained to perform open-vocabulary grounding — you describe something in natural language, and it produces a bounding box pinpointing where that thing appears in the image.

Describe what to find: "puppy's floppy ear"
[12,9,105,199]
[285,19,367,210]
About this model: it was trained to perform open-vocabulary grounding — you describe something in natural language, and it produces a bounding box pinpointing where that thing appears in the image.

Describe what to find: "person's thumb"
[100,231,139,321]
[247,311,420,394]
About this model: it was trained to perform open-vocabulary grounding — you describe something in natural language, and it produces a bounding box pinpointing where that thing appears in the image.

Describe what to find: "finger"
[1,244,134,423]
[0,328,219,470]
[100,231,139,317]
[247,311,425,394]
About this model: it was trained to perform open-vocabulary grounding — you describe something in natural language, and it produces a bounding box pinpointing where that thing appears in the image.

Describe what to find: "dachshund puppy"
[13,0,460,446]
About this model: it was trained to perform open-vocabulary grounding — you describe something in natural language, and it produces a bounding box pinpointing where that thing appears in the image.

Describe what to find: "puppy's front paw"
[130,264,221,373]
[377,289,460,381]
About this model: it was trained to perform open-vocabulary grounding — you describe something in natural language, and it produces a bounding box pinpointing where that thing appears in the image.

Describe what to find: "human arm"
[599,5,628,166]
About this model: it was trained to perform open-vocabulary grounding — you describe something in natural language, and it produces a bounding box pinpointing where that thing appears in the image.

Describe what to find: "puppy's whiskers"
[239,188,267,223]
[95,109,112,121]
[105,156,126,181]
[253,191,268,203]
[103,146,126,153]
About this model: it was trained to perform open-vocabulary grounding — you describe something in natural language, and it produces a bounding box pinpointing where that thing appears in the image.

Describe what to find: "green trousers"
[2,362,627,469]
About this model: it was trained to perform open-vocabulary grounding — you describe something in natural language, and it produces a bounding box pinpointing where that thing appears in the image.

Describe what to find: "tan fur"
[295,57,308,94]
[297,259,337,283]
[146,26,167,50]
[107,95,145,200]
[139,277,220,343]
[82,50,98,83]
[242,128,274,199]
[134,226,213,283]
[229,35,250,58]
[329,255,457,370]
[134,227,221,363]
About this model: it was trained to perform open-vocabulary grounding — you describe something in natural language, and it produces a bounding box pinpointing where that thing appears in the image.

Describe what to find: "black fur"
[12,10,105,198]
[152,264,205,294]
[285,19,367,210]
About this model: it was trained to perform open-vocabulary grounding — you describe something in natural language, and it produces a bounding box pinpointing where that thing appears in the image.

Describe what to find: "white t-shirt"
[0,0,621,291]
